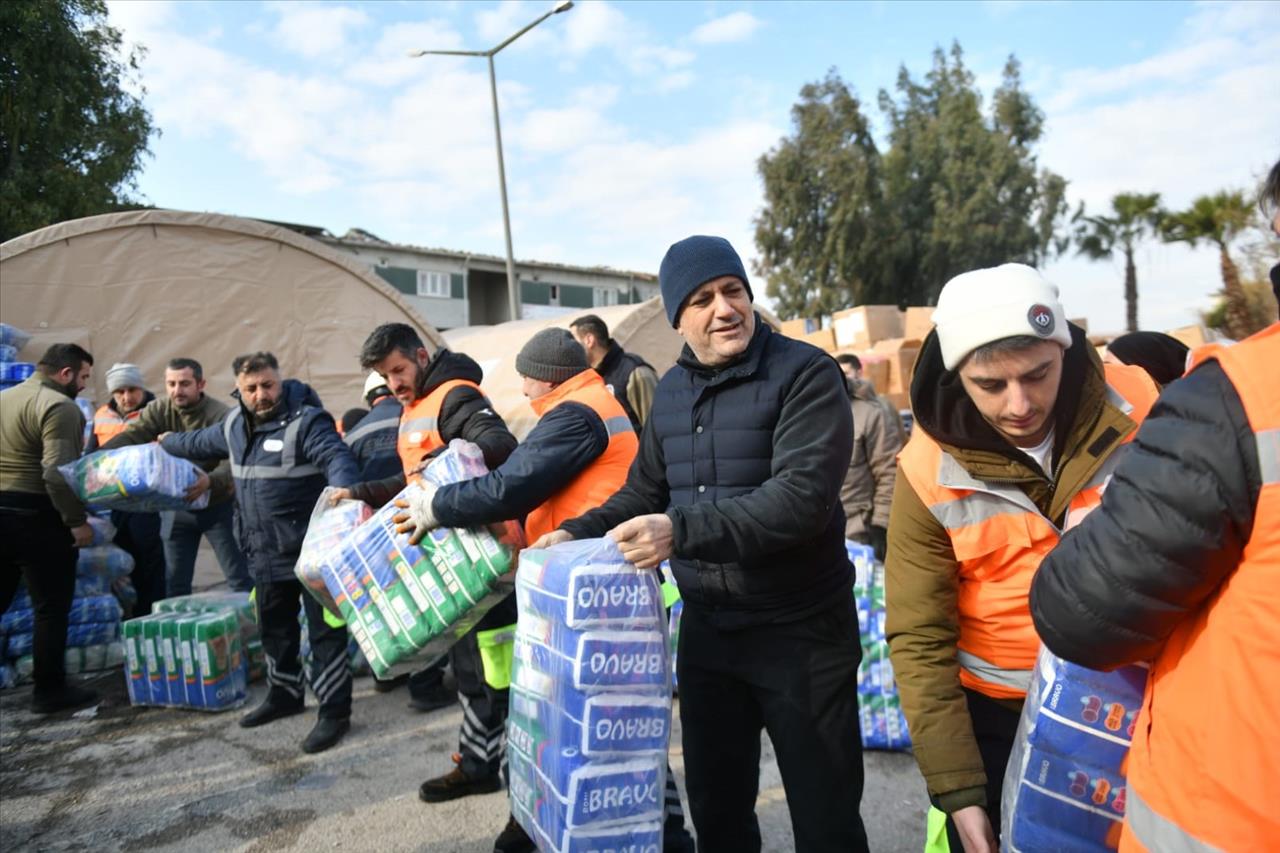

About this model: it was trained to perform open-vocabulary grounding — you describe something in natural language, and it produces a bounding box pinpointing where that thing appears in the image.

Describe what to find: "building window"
[416,270,451,298]
[594,287,619,307]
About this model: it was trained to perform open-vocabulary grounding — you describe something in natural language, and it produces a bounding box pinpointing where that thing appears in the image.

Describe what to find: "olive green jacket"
[0,374,89,527]
[103,394,235,504]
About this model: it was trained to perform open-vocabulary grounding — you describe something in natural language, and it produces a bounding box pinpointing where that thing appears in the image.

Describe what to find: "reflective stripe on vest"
[523,370,639,543]
[898,362,1158,701]
[222,409,321,480]
[397,379,481,479]
[343,414,397,446]
[1120,323,1280,853]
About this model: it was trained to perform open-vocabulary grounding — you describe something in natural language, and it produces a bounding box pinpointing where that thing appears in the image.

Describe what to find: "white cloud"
[345,19,467,86]
[690,11,762,45]
[475,0,559,52]
[265,2,371,59]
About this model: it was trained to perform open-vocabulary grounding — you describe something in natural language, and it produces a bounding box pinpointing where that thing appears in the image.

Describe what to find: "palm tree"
[1074,193,1164,332]
[1162,191,1254,340]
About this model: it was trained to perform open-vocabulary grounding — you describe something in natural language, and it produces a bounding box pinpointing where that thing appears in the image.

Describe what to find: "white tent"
[0,209,445,412]
[445,297,781,439]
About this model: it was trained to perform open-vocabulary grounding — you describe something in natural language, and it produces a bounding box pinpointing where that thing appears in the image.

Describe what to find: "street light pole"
[409,1,575,323]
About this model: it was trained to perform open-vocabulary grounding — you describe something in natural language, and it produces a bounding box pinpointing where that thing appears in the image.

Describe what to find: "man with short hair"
[161,352,361,753]
[87,363,166,614]
[0,343,99,713]
[104,357,251,595]
[885,264,1159,852]
[570,314,659,429]
[832,354,901,562]
[538,236,870,853]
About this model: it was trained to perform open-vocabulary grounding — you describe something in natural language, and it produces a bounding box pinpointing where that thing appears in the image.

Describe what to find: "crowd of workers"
[1,161,1278,853]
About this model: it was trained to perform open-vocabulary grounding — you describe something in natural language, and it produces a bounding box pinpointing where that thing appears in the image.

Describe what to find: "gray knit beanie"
[106,362,145,392]
[515,329,588,384]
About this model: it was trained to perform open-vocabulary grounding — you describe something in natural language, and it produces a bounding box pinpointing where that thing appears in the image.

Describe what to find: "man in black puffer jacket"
[540,236,868,853]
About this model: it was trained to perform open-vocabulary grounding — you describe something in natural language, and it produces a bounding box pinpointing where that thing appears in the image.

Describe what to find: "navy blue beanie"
[658,235,752,327]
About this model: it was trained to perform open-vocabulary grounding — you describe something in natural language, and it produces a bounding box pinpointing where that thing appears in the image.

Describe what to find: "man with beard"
[0,343,99,713]
[161,352,361,753]
[103,357,252,595]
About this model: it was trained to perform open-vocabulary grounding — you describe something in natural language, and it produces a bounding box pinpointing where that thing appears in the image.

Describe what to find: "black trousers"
[256,577,352,720]
[450,591,517,778]
[677,596,869,853]
[110,510,166,616]
[943,688,1022,851]
[0,495,78,691]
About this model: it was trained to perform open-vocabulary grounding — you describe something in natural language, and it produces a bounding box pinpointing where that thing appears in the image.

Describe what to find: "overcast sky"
[106,0,1280,334]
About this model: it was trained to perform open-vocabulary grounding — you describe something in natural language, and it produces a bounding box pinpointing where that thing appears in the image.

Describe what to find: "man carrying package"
[87,362,166,614]
[530,236,869,853]
[0,343,100,713]
[103,357,251,596]
[394,328,695,853]
[160,352,360,753]
[884,264,1157,852]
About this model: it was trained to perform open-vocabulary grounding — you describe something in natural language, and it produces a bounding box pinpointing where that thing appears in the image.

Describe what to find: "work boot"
[301,717,350,754]
[407,682,455,713]
[663,815,697,853]
[419,753,502,803]
[492,814,536,853]
[239,695,305,728]
[373,672,410,693]
[31,683,99,715]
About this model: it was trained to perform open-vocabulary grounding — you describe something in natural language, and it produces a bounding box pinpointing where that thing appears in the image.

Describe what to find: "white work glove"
[392,482,440,545]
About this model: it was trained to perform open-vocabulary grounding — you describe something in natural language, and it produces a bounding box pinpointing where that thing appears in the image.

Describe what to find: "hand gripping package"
[508,538,671,853]
[849,540,911,751]
[1000,646,1149,852]
[59,444,211,513]
[297,441,519,678]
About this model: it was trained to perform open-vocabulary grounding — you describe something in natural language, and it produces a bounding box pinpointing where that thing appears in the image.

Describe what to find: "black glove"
[869,525,888,562]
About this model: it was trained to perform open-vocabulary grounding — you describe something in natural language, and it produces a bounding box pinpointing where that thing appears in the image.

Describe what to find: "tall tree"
[1074,193,1164,332]
[1162,191,1254,340]
[755,45,1068,319]
[0,0,156,242]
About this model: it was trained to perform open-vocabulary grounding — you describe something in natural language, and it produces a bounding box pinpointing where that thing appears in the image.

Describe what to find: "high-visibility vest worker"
[1121,323,1280,853]
[92,404,143,446]
[523,369,638,543]
[397,379,482,480]
[897,362,1158,700]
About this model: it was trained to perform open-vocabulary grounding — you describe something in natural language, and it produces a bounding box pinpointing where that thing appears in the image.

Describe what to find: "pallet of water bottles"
[121,592,262,711]
[0,322,34,391]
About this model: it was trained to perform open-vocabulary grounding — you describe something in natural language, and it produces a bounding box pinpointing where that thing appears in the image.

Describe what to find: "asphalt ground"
[0,550,929,853]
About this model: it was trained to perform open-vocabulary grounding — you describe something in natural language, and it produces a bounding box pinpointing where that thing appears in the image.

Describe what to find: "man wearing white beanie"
[884,264,1160,852]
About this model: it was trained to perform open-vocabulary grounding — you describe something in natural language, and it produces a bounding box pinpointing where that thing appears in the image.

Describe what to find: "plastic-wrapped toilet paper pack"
[508,744,666,832]
[514,623,667,694]
[508,683,670,760]
[517,548,663,629]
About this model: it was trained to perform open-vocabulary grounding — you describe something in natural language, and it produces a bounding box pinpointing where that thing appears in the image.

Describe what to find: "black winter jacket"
[563,318,854,627]
[347,350,517,507]
[161,379,361,583]
[1030,360,1262,670]
[597,341,655,430]
[344,396,402,481]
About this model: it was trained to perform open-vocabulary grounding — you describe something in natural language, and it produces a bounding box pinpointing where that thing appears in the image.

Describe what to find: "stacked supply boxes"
[0,592,124,688]
[1001,648,1148,851]
[508,539,671,853]
[153,592,263,682]
[59,445,212,513]
[122,603,248,711]
[850,540,910,751]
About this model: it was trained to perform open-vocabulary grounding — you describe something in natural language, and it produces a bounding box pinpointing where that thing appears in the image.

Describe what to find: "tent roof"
[444,298,781,439]
[0,209,444,412]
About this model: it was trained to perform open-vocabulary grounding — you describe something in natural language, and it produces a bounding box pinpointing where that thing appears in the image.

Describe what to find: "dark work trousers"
[677,596,870,853]
[0,494,78,691]
[110,510,166,615]
[256,577,352,720]
[943,688,1022,851]
[450,591,518,778]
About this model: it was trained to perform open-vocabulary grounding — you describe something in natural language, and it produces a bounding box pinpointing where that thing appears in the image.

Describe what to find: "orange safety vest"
[92,404,142,445]
[396,379,482,480]
[523,370,638,543]
[1120,323,1280,853]
[897,363,1158,699]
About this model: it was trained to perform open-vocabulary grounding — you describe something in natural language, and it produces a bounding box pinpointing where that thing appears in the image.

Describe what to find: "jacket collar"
[33,373,76,399]
[528,369,602,417]
[676,312,771,387]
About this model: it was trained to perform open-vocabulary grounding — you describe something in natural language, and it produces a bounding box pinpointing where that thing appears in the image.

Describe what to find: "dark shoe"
[373,672,410,693]
[301,717,350,754]
[663,816,697,853]
[407,682,455,713]
[493,814,536,853]
[239,696,305,728]
[419,753,502,803]
[31,683,100,714]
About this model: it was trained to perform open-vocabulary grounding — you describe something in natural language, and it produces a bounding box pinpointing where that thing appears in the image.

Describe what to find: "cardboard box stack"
[833,306,904,351]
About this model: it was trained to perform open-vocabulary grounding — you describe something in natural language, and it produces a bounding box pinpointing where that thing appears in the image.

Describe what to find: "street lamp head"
[553,1,574,13]
[406,49,427,58]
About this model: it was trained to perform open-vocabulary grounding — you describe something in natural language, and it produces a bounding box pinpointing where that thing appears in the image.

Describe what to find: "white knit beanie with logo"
[932,263,1073,370]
